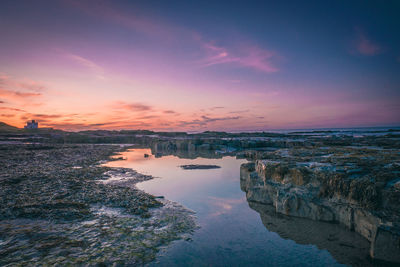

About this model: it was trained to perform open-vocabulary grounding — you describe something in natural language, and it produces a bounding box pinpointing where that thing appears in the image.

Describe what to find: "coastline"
[0,143,196,265]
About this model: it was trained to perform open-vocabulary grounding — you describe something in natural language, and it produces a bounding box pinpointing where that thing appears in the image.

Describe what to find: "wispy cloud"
[31,114,64,119]
[201,115,240,122]
[19,112,84,123]
[227,79,242,83]
[113,101,153,112]
[68,1,281,74]
[66,54,102,71]
[136,114,159,120]
[163,110,177,114]
[0,89,41,99]
[16,81,46,92]
[354,28,381,56]
[38,121,109,130]
[40,119,154,131]
[63,52,105,79]
[0,113,15,118]
[0,107,26,112]
[228,109,249,114]
[178,115,240,127]
[208,196,245,217]
[210,106,225,110]
[0,75,44,102]
[198,41,279,73]
[0,74,46,92]
[67,0,178,40]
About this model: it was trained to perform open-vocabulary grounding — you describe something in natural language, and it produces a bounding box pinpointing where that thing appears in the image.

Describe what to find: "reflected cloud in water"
[106,146,375,266]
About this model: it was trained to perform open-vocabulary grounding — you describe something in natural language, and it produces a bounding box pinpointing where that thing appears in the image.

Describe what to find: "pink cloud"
[0,75,44,101]
[0,90,41,98]
[0,74,46,92]
[67,1,280,73]
[208,196,245,217]
[354,28,381,56]
[163,110,177,114]
[66,0,178,40]
[199,41,279,73]
[0,107,26,112]
[239,45,279,72]
[59,51,106,79]
[66,53,102,71]
[177,115,241,127]
[112,101,153,112]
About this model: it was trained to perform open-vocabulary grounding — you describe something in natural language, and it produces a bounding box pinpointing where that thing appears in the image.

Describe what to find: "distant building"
[24,120,38,129]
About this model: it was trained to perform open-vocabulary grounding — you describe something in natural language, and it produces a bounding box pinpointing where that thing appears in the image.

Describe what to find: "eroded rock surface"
[240,145,400,264]
[0,144,197,265]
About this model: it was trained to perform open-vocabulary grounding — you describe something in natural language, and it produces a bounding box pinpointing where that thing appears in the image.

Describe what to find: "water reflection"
[150,143,230,159]
[106,148,372,266]
[247,202,372,266]
[107,149,243,204]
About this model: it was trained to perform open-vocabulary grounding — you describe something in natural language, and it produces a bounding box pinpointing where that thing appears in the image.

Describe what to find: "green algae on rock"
[0,144,197,266]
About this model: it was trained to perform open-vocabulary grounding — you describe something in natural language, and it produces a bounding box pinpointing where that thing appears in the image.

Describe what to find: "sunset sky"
[0,0,399,131]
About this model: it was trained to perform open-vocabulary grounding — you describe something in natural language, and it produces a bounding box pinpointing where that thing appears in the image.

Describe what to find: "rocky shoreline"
[240,145,400,264]
[1,128,400,265]
[0,144,196,265]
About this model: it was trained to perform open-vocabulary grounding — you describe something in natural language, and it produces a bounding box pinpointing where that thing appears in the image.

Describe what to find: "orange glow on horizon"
[1,1,399,131]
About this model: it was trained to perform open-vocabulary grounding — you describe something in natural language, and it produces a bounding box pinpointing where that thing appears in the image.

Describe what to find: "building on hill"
[24,120,38,129]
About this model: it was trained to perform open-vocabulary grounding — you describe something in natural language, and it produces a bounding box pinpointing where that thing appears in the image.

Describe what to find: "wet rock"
[180,164,221,170]
[240,143,400,264]
[394,181,400,190]
[370,224,400,263]
[0,144,196,265]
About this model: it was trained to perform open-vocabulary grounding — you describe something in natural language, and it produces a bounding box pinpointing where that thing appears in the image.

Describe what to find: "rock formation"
[240,146,400,263]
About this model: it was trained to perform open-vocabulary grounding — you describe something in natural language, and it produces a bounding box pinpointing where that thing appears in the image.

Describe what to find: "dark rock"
[179,164,221,170]
[240,143,400,264]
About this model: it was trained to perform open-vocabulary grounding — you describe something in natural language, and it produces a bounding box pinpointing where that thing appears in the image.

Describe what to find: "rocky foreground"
[1,126,400,265]
[0,144,196,265]
[240,143,400,264]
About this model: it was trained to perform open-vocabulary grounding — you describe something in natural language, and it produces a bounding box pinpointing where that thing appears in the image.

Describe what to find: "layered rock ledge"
[240,146,400,263]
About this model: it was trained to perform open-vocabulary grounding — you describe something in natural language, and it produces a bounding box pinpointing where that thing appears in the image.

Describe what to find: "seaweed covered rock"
[0,144,196,265]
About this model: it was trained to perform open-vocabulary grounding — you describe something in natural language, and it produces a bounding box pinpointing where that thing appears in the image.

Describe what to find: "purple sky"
[0,0,399,131]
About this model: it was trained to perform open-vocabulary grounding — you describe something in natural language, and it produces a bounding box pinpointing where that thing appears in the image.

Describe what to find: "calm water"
[106,148,371,267]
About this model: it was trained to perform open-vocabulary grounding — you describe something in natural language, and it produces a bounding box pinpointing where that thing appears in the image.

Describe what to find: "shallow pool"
[106,148,372,266]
